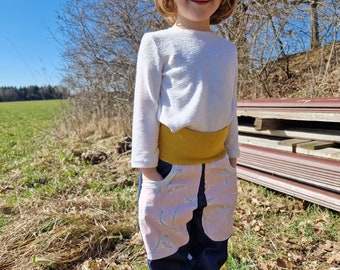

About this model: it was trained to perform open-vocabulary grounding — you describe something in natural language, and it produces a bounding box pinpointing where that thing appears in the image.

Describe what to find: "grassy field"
[0,100,63,174]
[0,100,339,269]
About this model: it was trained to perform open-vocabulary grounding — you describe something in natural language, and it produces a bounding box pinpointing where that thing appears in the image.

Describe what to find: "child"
[131,0,239,269]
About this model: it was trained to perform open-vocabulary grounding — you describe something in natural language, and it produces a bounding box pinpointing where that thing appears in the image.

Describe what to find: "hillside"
[240,42,340,99]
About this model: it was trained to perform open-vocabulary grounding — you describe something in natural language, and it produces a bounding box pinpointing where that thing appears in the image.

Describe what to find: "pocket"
[142,160,177,189]
[157,159,173,179]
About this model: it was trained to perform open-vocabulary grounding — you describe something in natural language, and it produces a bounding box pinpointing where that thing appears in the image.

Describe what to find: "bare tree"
[218,1,250,80]
[58,0,339,130]
[216,0,339,98]
[57,0,167,136]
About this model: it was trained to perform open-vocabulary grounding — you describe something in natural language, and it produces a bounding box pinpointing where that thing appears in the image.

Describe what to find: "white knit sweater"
[131,27,240,168]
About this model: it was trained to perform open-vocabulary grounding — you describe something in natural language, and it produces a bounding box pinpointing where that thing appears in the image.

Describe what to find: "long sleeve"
[131,34,163,168]
[224,72,240,158]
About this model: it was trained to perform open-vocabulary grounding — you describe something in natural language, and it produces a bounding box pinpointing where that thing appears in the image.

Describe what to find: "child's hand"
[141,167,163,182]
[229,158,237,169]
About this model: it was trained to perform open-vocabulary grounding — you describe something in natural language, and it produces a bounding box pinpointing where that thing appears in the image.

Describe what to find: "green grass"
[0,100,74,204]
[0,100,65,175]
[0,100,72,210]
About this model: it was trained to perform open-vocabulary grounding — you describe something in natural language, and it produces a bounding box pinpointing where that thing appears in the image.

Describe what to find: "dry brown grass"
[0,196,133,269]
[0,155,140,269]
[1,127,339,269]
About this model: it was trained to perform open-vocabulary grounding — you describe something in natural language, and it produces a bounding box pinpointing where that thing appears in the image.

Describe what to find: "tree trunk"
[310,0,320,49]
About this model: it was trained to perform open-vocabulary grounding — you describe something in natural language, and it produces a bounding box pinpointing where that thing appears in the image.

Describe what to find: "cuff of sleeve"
[227,149,240,159]
[131,156,159,169]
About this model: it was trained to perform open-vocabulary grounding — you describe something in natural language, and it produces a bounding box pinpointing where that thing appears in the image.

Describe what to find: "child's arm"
[131,33,162,169]
[141,168,163,182]
[225,72,240,163]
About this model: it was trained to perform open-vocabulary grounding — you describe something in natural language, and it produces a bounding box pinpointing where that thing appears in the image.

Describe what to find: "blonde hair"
[155,0,237,25]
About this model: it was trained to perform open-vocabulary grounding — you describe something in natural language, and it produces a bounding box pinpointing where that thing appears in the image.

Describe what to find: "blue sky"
[0,0,65,87]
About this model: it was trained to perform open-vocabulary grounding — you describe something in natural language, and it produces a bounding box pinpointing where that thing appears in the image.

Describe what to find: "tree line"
[0,85,68,102]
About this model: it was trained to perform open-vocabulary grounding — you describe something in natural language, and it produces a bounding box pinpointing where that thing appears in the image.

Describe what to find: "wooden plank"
[278,138,311,146]
[297,140,335,150]
[254,118,281,130]
[238,125,340,143]
[278,138,311,153]
[239,135,290,151]
[237,110,340,122]
[239,135,340,161]
[310,148,340,160]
